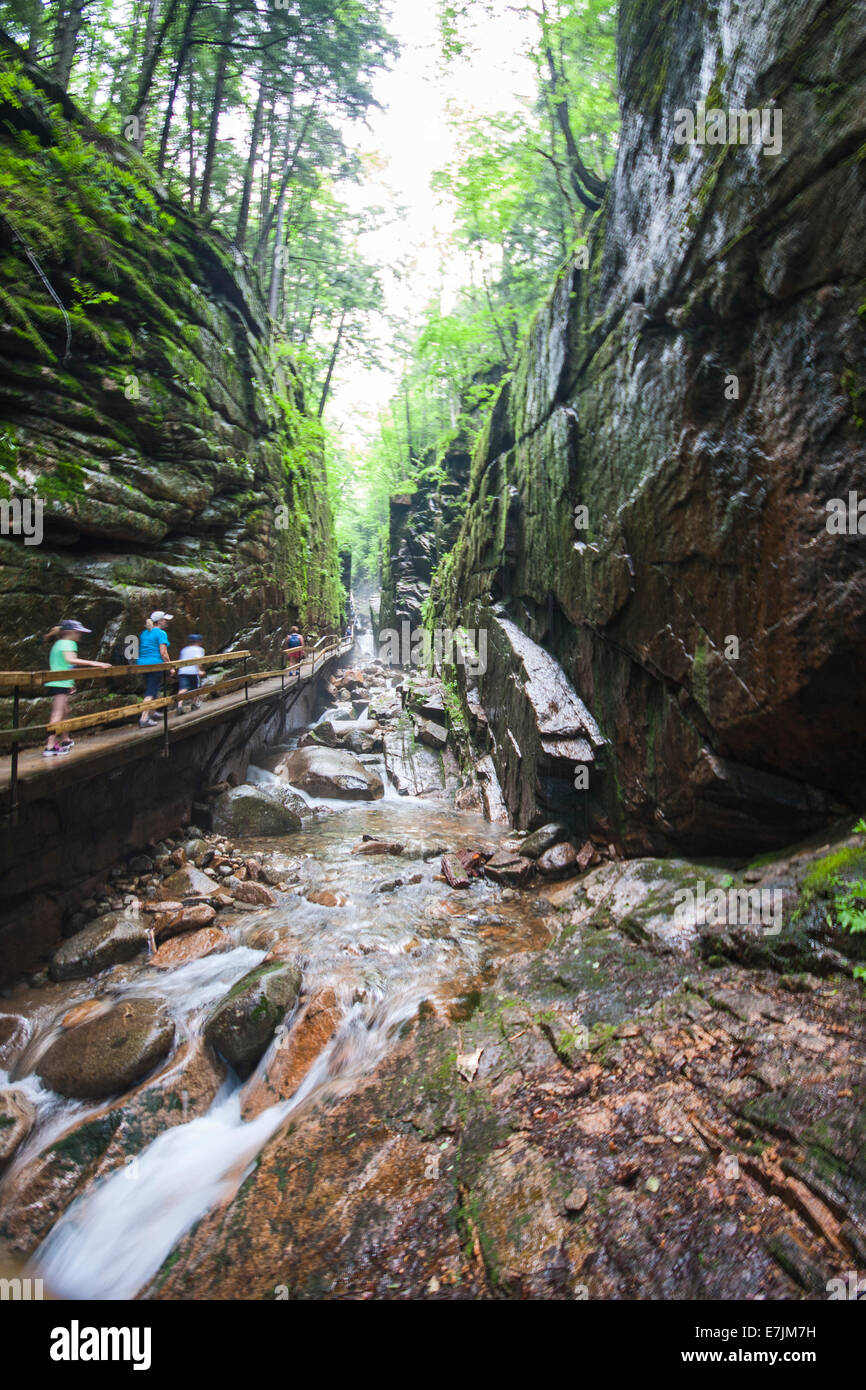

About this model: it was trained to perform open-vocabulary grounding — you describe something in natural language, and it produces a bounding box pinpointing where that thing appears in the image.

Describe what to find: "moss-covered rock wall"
[433,0,866,854]
[376,430,473,638]
[0,48,343,705]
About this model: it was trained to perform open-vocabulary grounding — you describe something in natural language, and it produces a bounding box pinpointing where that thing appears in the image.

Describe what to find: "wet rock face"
[147,822,866,1304]
[434,0,866,854]
[0,1037,225,1253]
[37,999,175,1100]
[203,961,302,1070]
[520,823,569,859]
[282,746,384,801]
[0,1089,35,1166]
[0,56,341,698]
[240,986,341,1120]
[211,784,306,837]
[149,926,228,970]
[377,436,473,638]
[49,912,148,982]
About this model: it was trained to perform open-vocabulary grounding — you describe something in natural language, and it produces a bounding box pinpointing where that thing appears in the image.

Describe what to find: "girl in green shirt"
[44,620,110,757]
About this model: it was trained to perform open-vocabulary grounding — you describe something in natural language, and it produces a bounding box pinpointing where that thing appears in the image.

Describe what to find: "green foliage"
[334,0,620,586]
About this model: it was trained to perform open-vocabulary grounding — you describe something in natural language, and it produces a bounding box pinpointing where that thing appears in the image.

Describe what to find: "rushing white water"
[3,666,538,1303]
[245,763,281,785]
[36,1082,293,1300]
[34,990,427,1300]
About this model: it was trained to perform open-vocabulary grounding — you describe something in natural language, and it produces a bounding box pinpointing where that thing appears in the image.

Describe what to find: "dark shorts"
[143,672,162,699]
[45,684,72,695]
[178,674,200,693]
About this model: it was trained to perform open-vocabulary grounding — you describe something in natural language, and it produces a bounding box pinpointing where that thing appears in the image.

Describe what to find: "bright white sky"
[326,0,537,452]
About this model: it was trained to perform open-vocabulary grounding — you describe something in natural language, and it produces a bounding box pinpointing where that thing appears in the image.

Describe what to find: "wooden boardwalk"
[0,642,352,806]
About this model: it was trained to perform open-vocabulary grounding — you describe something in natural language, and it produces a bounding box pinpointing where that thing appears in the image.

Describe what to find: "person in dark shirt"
[282,625,305,667]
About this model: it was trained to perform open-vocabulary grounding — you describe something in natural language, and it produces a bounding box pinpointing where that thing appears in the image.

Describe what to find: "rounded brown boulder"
[281,746,383,801]
[537,842,580,878]
[50,913,149,982]
[203,961,302,1070]
[0,1089,36,1165]
[37,998,176,1100]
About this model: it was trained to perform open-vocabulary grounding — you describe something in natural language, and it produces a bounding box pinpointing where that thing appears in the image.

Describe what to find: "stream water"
[0,653,552,1299]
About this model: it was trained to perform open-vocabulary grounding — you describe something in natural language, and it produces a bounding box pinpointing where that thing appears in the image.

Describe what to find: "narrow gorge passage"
[2,643,863,1304]
[0,0,863,1339]
[0,652,553,1298]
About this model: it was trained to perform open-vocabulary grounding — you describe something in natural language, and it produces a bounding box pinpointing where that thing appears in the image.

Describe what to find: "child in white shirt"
[176,634,205,714]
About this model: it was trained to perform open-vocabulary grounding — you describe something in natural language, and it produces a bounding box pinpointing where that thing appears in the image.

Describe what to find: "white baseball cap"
[150,610,173,622]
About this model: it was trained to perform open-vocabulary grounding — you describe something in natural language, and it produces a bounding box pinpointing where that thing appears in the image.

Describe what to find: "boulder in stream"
[50,912,149,982]
[537,842,580,878]
[281,746,384,801]
[157,864,219,900]
[211,783,307,837]
[37,999,175,1100]
[241,987,341,1120]
[413,715,448,749]
[203,960,302,1069]
[520,823,570,859]
[483,851,534,886]
[150,926,228,970]
[0,1089,36,1166]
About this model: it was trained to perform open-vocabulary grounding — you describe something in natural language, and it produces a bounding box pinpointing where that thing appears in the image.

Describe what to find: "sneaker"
[190,702,201,711]
[176,706,187,715]
[138,718,159,728]
[58,738,74,749]
[42,746,59,757]
[55,742,71,755]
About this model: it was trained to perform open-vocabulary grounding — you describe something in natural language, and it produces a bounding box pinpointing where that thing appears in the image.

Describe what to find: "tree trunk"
[256,97,277,260]
[267,183,287,319]
[53,0,89,90]
[156,0,200,173]
[318,307,347,418]
[542,40,606,208]
[187,63,197,211]
[26,0,42,60]
[198,0,235,216]
[129,0,183,148]
[254,100,316,261]
[130,0,163,151]
[234,79,266,248]
[404,383,413,461]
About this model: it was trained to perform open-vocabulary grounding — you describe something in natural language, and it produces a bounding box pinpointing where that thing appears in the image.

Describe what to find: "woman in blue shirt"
[137,610,172,727]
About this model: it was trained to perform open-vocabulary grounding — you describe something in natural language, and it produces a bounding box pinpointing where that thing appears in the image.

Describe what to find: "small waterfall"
[6,650,532,1302]
[34,993,426,1300]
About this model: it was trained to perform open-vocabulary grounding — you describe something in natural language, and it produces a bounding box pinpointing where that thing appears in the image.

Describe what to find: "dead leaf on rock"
[456,1047,483,1082]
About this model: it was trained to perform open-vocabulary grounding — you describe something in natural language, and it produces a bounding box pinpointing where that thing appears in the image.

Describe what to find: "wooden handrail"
[0,637,345,690]
[46,668,293,734]
[0,635,352,747]
[0,650,253,690]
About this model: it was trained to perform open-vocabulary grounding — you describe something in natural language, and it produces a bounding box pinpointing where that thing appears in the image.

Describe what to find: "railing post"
[243,654,249,701]
[162,664,170,755]
[9,683,20,826]
[281,650,285,693]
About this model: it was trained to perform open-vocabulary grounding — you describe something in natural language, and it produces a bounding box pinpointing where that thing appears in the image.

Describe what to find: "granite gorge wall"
[0,49,342,702]
[377,432,473,638]
[434,0,866,855]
